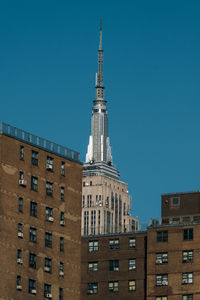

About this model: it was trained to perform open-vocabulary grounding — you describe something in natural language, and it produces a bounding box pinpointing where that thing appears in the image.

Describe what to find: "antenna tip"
[100,19,102,31]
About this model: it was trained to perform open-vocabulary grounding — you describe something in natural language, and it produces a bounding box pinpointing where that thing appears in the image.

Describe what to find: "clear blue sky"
[1,0,200,223]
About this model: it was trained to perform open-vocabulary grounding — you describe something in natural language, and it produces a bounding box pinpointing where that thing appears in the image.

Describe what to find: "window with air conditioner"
[28,279,36,294]
[60,187,64,201]
[46,156,53,171]
[60,212,65,226]
[18,223,23,238]
[87,283,98,294]
[46,207,53,222]
[129,259,136,270]
[19,171,26,186]
[44,258,52,273]
[44,283,52,298]
[17,249,22,264]
[61,162,65,176]
[88,261,98,273]
[109,260,119,272]
[16,275,22,291]
[182,273,193,284]
[156,253,168,264]
[182,250,193,263]
[59,262,64,276]
[88,240,99,252]
[129,237,136,248]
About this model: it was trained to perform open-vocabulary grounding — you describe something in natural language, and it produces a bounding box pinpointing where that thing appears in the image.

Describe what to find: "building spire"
[95,20,104,100]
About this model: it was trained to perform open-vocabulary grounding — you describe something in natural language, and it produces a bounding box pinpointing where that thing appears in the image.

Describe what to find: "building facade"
[82,22,137,236]
[0,122,82,300]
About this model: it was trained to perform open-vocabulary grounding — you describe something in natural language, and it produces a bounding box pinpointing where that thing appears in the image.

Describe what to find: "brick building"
[0,122,82,300]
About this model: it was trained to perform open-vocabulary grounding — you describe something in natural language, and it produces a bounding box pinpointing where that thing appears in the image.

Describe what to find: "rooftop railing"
[0,122,80,163]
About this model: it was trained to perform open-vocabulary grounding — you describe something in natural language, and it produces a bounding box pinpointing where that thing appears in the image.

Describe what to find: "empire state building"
[82,22,138,236]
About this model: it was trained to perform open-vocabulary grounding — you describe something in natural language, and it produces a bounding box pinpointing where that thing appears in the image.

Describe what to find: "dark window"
[108,281,119,293]
[182,273,193,284]
[156,274,168,286]
[30,202,37,217]
[60,237,64,252]
[157,231,168,242]
[16,275,22,290]
[60,212,65,226]
[59,262,64,276]
[44,258,52,273]
[171,197,180,206]
[88,283,98,294]
[45,232,52,248]
[17,249,22,264]
[109,239,119,250]
[29,253,36,269]
[46,156,53,171]
[90,181,92,186]
[44,283,51,298]
[183,295,193,300]
[182,250,193,263]
[18,197,23,212]
[32,151,38,166]
[46,182,53,196]
[60,187,64,201]
[20,146,24,160]
[156,253,168,264]
[61,162,65,176]
[31,176,38,191]
[129,259,136,270]
[18,223,23,238]
[28,279,36,294]
[129,238,136,248]
[59,288,63,300]
[88,261,98,273]
[46,207,53,222]
[88,240,99,252]
[83,181,85,187]
[183,228,193,241]
[29,227,37,243]
[109,260,119,271]
[128,280,136,291]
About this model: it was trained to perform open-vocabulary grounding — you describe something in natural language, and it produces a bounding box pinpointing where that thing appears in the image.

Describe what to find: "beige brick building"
[0,122,82,300]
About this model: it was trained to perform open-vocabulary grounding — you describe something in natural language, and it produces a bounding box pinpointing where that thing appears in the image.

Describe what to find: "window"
[156,274,168,286]
[88,283,98,294]
[46,156,54,171]
[31,176,38,191]
[88,240,99,252]
[129,237,136,248]
[16,275,22,290]
[90,181,92,186]
[17,249,22,264]
[18,223,23,238]
[129,259,136,270]
[108,281,119,293]
[18,197,23,212]
[60,187,64,201]
[155,297,168,300]
[182,273,193,284]
[44,283,51,298]
[183,250,193,263]
[32,151,38,166]
[109,260,119,271]
[183,228,193,241]
[30,202,37,217]
[29,227,37,242]
[83,181,85,187]
[44,258,52,273]
[45,232,52,248]
[46,182,53,196]
[28,279,36,294]
[61,162,65,176]
[82,195,85,208]
[88,262,98,273]
[109,239,119,250]
[171,196,180,206]
[157,231,168,242]
[46,207,53,221]
[59,288,63,300]
[19,171,24,180]
[19,171,26,186]
[128,280,136,291]
[183,295,193,300]
[29,253,36,269]
[60,212,65,225]
[20,146,24,160]
[156,253,168,264]
[59,262,64,276]
[60,237,64,252]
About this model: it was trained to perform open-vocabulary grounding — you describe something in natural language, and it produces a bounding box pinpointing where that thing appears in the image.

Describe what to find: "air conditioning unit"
[46,163,53,170]
[59,271,64,277]
[18,232,23,238]
[46,293,52,298]
[60,220,65,226]
[114,267,119,271]
[31,289,37,294]
[182,279,188,284]
[19,179,27,186]
[162,281,168,285]
[156,259,162,264]
[44,266,50,272]
[16,285,22,290]
[48,216,54,222]
[17,258,23,264]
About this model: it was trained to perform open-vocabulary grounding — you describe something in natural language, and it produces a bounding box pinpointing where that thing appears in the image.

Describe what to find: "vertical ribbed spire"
[95,20,104,99]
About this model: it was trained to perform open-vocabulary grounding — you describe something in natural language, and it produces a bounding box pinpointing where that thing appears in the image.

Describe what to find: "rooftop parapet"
[0,122,80,163]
